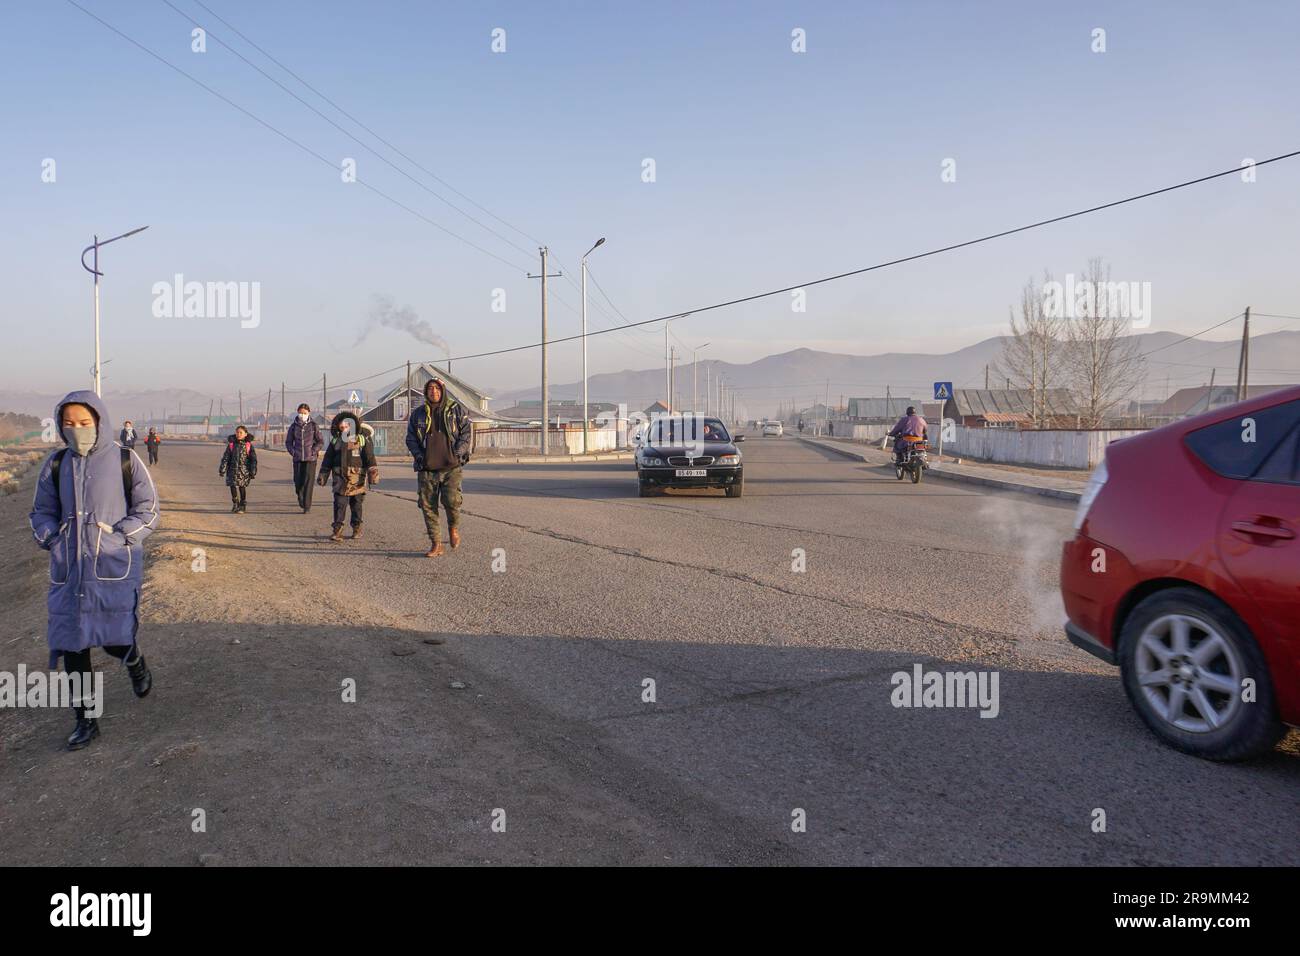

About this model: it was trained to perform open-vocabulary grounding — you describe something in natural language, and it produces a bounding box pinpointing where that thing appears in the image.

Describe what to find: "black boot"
[67,706,100,750]
[124,648,152,698]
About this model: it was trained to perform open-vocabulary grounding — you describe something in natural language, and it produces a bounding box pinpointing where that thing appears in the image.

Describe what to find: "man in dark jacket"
[405,378,471,557]
[285,403,324,512]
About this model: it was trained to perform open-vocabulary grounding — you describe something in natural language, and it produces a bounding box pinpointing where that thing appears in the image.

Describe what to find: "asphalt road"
[4,436,1296,865]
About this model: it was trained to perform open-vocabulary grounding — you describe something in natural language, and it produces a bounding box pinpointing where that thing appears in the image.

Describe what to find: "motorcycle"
[893,435,929,484]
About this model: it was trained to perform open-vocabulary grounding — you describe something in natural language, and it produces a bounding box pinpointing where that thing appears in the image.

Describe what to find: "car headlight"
[642,456,664,467]
[1073,457,1108,530]
[715,454,740,465]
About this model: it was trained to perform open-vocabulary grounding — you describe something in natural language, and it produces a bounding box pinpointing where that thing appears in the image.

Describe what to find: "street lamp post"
[580,237,605,454]
[692,342,710,415]
[81,226,148,396]
[664,320,673,413]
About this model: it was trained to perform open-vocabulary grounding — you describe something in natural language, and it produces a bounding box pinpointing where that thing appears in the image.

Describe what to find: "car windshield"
[647,415,730,444]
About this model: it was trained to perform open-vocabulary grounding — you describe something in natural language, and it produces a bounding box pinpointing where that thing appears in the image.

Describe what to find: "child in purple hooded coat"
[29,391,159,750]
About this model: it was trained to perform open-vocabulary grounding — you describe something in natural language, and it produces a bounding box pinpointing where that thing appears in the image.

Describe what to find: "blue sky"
[3,0,1299,403]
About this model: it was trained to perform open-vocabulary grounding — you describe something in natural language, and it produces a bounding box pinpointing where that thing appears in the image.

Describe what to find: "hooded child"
[29,391,158,750]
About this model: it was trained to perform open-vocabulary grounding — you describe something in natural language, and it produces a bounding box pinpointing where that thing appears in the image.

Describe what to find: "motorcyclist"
[888,406,928,464]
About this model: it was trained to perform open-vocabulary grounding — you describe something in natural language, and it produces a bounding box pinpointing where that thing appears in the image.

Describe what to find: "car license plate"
[675,469,707,477]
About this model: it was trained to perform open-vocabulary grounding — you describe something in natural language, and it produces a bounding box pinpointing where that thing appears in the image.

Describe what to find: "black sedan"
[636,417,745,497]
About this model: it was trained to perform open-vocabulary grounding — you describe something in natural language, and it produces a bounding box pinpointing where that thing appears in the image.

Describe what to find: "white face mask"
[298,412,309,422]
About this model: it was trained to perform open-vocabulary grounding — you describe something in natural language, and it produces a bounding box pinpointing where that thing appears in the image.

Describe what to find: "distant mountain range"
[489,331,1300,418]
[4,331,1297,423]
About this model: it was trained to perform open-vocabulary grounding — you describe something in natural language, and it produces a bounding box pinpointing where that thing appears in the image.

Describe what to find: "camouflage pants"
[417,467,463,542]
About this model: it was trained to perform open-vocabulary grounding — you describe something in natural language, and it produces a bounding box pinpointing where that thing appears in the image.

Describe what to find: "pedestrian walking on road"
[29,390,158,751]
[318,412,378,541]
[218,424,258,513]
[119,420,137,448]
[405,377,471,558]
[285,403,324,512]
[145,427,161,465]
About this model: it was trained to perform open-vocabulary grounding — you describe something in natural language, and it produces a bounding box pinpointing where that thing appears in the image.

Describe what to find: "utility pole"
[405,360,411,416]
[527,247,562,455]
[264,389,272,446]
[322,374,327,420]
[706,364,711,417]
[985,364,989,390]
[206,399,213,439]
[1236,307,1251,401]
[238,390,243,423]
[280,382,285,446]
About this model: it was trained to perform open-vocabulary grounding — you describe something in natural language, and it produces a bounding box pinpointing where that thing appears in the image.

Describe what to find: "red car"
[1061,386,1300,760]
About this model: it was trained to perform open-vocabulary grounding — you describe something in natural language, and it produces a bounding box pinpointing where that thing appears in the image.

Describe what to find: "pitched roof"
[375,363,491,412]
[950,388,1077,417]
[847,397,923,419]
[1153,384,1294,418]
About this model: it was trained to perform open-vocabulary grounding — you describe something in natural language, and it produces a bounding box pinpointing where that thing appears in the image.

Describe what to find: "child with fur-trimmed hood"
[318,411,379,541]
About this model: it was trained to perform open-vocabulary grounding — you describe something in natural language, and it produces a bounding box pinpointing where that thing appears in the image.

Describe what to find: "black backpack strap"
[50,448,68,513]
[121,446,133,508]
[50,446,134,512]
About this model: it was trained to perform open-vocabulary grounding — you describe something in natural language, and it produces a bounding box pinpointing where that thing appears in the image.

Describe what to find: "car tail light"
[1073,457,1108,531]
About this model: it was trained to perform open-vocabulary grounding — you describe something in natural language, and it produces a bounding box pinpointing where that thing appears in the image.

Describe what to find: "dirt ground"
[0,448,777,866]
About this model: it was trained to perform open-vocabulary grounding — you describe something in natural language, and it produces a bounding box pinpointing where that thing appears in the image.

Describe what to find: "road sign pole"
[933,381,953,465]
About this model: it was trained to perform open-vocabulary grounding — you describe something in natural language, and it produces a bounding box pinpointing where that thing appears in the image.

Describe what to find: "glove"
[317,471,328,486]
[367,467,380,486]
[413,456,425,472]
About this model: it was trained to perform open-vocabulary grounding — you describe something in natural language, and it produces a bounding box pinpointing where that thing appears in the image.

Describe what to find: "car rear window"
[1183,399,1300,481]
[1255,425,1300,484]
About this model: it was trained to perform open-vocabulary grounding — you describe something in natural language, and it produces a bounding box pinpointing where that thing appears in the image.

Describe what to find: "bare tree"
[1064,258,1146,427]
[995,272,1066,427]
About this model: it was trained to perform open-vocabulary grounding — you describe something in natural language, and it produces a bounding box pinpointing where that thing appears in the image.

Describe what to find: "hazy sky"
[3,0,1299,407]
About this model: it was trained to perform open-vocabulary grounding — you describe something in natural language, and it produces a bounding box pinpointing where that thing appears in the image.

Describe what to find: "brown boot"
[330,525,344,542]
[425,539,444,558]
[448,527,461,549]
[351,524,363,540]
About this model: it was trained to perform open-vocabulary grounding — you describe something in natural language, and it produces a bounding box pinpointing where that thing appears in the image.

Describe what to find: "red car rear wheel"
[1118,587,1285,761]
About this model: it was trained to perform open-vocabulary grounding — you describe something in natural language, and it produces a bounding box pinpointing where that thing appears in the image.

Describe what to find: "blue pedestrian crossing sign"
[933,382,953,401]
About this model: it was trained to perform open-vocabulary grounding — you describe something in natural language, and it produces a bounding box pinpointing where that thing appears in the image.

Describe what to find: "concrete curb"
[797,436,1082,503]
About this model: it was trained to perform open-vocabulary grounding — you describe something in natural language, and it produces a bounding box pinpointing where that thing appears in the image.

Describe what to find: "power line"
[185,0,545,251]
[66,0,533,272]
[431,146,1300,365]
[158,0,537,263]
[1138,312,1244,357]
[68,0,1300,389]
